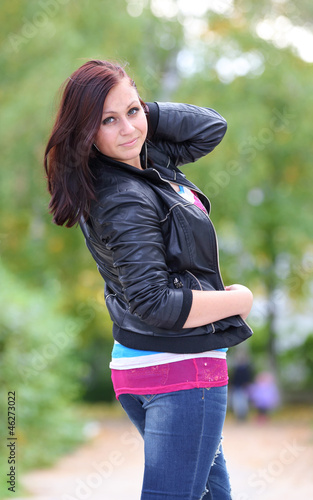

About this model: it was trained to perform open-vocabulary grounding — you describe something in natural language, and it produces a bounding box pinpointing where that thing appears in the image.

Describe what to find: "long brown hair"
[44,60,139,227]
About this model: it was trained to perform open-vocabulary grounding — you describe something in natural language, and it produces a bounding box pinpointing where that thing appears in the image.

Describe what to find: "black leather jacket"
[80,102,253,353]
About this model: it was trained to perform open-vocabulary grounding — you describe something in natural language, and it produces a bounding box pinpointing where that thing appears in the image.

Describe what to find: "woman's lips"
[120,138,138,147]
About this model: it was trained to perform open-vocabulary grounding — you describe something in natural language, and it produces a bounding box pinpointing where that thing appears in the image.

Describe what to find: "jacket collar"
[89,142,177,182]
[89,142,209,205]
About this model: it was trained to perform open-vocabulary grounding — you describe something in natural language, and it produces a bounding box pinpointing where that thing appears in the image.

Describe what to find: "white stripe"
[109,350,226,370]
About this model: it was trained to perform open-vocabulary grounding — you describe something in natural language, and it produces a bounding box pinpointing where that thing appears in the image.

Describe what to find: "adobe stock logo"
[8,0,70,53]
[233,438,306,499]
[204,107,293,199]
[61,429,142,500]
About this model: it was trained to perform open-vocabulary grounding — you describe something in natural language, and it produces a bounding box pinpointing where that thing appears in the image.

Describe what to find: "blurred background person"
[230,349,254,421]
[249,371,281,422]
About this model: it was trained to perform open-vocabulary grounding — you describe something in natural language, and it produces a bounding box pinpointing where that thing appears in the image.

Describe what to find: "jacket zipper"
[187,202,251,331]
[152,168,225,290]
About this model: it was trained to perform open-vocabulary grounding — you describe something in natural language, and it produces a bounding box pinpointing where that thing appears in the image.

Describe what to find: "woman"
[45,59,253,499]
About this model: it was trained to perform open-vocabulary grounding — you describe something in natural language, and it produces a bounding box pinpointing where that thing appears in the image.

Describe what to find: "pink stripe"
[113,380,227,399]
[111,358,228,399]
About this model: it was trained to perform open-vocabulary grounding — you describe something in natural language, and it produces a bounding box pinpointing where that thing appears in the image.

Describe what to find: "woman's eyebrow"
[102,100,138,116]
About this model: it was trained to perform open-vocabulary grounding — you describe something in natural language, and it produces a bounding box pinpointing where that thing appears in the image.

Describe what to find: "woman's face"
[94,77,148,169]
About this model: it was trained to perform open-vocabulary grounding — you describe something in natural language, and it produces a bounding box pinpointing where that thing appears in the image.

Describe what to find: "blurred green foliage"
[0,263,86,496]
[1,0,313,493]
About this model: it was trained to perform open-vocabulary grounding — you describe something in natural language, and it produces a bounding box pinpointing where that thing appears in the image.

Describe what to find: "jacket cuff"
[172,289,193,330]
[146,102,159,138]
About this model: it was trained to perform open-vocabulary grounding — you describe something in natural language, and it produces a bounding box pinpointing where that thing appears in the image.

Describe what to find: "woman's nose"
[120,117,135,135]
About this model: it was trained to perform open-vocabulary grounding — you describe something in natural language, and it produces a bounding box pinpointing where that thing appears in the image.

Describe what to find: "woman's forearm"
[147,102,227,165]
[183,285,253,329]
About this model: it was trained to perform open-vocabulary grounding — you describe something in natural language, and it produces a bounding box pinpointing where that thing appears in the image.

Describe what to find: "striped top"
[110,184,228,398]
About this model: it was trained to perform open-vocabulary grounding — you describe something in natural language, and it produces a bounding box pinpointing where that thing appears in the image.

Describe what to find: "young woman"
[44,59,253,499]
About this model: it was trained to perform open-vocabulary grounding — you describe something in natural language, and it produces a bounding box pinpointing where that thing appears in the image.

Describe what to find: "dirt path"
[11,409,313,500]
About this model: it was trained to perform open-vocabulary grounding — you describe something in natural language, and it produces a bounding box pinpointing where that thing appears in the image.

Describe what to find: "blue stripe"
[112,343,159,358]
[112,342,228,358]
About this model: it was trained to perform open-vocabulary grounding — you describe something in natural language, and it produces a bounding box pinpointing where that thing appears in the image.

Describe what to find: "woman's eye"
[102,116,115,125]
[128,107,139,116]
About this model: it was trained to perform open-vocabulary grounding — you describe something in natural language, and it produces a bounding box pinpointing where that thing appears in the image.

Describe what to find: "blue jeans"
[119,386,231,499]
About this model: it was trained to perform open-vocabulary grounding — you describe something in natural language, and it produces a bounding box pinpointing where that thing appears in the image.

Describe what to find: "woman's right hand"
[183,284,253,329]
[225,284,253,320]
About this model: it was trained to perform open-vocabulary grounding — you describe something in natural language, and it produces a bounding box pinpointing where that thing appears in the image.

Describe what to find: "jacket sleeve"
[93,188,193,331]
[146,101,227,167]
